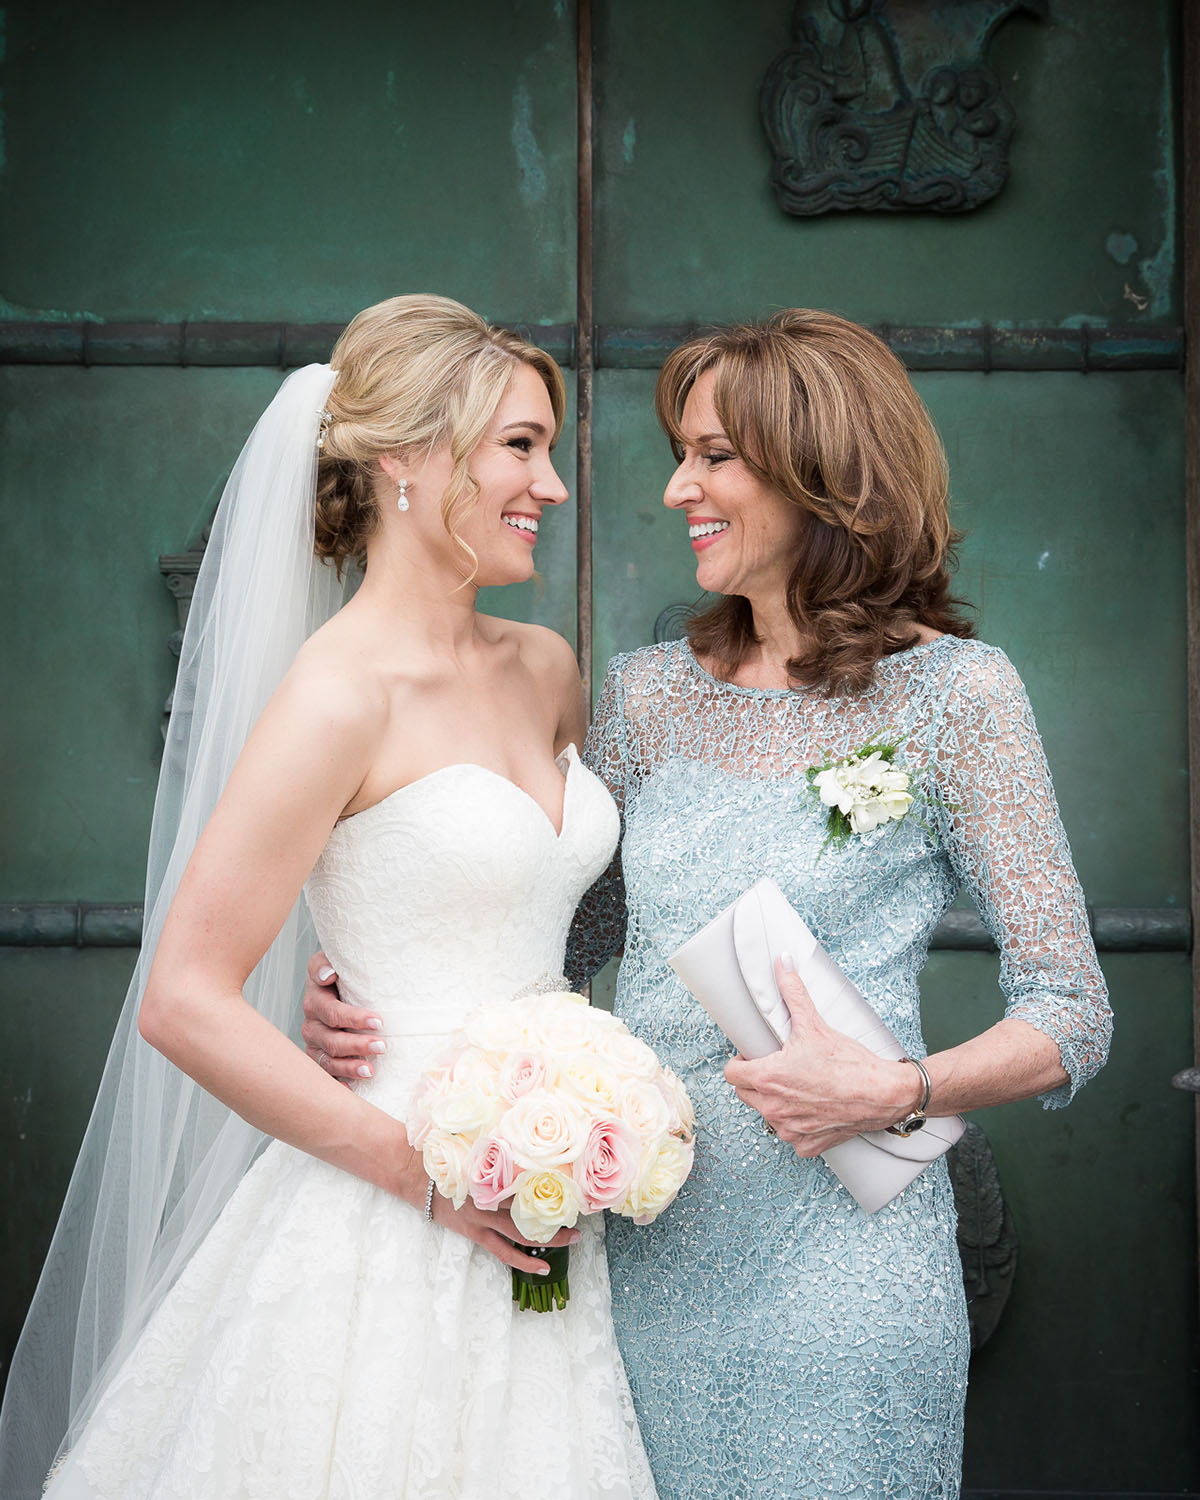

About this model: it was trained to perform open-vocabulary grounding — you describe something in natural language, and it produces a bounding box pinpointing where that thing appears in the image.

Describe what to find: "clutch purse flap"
[668,900,783,1060]
[736,879,904,1059]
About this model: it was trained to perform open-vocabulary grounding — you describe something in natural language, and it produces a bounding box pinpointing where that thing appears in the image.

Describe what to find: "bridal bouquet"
[408,989,695,1312]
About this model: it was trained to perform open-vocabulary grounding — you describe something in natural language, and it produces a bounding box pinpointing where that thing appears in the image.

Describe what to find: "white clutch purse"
[668,877,965,1213]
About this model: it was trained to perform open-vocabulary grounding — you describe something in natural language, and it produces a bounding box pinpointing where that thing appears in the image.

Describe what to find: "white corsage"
[806,735,926,857]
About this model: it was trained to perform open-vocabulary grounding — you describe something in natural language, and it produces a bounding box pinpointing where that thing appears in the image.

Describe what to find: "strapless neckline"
[333,742,580,843]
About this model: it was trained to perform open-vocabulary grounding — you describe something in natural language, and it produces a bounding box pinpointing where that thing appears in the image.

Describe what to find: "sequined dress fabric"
[567,636,1111,1500]
[47,747,657,1500]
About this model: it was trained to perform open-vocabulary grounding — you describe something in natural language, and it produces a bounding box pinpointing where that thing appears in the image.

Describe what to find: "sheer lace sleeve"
[566,659,631,988]
[932,644,1112,1107]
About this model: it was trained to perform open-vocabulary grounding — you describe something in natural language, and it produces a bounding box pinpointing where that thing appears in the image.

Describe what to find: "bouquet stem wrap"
[512,1245,570,1313]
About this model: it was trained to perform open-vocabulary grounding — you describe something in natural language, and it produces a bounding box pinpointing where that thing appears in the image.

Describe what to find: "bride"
[1,295,656,1500]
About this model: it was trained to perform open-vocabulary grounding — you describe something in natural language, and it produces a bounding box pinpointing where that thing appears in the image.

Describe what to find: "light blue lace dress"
[566,634,1111,1500]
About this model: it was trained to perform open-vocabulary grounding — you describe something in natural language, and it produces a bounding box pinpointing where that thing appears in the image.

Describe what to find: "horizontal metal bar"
[1091,906,1192,950]
[596,322,1185,372]
[1,903,144,947]
[930,906,1191,952]
[0,321,1181,372]
[0,321,577,369]
[0,902,1189,951]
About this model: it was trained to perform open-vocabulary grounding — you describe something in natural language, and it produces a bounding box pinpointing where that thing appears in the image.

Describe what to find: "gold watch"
[886,1057,932,1138]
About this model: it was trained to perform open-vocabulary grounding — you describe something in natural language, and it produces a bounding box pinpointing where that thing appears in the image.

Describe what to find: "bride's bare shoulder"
[480,615,579,679]
[477,616,584,742]
[273,622,392,742]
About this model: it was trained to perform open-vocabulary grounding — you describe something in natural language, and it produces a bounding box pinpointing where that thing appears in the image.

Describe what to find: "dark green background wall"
[1,1,1194,1493]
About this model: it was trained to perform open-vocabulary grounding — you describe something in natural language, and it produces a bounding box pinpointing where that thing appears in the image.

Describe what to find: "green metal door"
[1,2,1194,1492]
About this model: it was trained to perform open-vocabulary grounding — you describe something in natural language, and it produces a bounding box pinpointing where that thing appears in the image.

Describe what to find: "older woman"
[306,310,1111,1500]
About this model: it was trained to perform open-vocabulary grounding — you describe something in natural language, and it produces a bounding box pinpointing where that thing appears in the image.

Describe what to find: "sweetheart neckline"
[331,743,579,843]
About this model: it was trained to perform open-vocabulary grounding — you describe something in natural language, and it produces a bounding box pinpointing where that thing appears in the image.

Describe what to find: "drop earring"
[396,478,410,513]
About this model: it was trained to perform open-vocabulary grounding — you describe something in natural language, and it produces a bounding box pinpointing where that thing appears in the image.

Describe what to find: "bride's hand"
[724,958,917,1157]
[391,1142,581,1276]
[430,1193,583,1277]
[301,951,385,1081]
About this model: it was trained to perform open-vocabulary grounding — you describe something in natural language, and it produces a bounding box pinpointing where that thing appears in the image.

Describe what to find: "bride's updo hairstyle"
[655,309,974,695]
[315,294,566,577]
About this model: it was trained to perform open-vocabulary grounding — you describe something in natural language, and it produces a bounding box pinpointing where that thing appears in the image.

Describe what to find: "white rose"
[495,1090,592,1170]
[422,1131,473,1210]
[464,1002,528,1053]
[407,1062,456,1148]
[428,1085,502,1140]
[560,1051,623,1114]
[617,1080,673,1143]
[658,1067,696,1139]
[450,1046,504,1095]
[582,1005,624,1031]
[532,990,589,1009]
[620,1135,694,1225]
[591,1028,660,1080]
[508,1168,584,1244]
[533,998,597,1051]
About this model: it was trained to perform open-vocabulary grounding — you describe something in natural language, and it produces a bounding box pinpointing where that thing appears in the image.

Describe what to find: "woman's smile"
[687,517,730,550]
[501,511,540,544]
[664,371,806,598]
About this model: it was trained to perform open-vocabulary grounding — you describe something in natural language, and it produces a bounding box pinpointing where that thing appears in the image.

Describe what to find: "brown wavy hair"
[315,294,566,578]
[656,309,974,695]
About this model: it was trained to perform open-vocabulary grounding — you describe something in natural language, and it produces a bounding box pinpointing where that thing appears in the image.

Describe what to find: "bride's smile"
[379,360,568,592]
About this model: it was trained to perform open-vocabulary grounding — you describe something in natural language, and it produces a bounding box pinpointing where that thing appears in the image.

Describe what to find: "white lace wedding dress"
[46,745,656,1500]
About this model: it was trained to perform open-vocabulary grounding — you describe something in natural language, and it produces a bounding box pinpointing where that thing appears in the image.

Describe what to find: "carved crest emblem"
[761,0,1046,214]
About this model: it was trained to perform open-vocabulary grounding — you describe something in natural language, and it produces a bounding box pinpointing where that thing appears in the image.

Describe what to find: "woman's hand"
[724,957,919,1157]
[431,1193,583,1277]
[301,952,386,1081]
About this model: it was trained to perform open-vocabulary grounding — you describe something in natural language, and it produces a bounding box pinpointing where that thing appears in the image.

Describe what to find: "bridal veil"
[0,362,351,1497]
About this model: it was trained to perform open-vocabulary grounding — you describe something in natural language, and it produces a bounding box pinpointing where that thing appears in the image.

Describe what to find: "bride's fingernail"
[779,951,796,973]
[317,965,336,982]
[366,1017,384,1031]
[367,1040,387,1055]
[536,1263,549,1275]
[567,1231,582,1244]
[356,1064,372,1078]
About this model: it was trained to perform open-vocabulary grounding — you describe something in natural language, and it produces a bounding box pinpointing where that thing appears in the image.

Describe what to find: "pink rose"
[498,1051,550,1103]
[466,1133,519,1211]
[572,1116,640,1213]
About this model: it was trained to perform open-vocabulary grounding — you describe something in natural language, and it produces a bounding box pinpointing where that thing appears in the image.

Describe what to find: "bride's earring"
[397,479,410,513]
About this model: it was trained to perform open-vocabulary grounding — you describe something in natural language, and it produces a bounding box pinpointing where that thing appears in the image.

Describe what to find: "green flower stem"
[512,1244,571,1313]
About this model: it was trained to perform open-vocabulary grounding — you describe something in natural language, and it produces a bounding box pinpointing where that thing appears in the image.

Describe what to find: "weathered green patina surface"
[0,0,1193,1491]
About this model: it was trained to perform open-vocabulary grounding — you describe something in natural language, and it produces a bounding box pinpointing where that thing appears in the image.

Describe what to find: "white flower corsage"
[806,735,929,857]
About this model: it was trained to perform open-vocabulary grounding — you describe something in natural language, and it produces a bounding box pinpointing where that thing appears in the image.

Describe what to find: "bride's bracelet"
[424,1177,436,1222]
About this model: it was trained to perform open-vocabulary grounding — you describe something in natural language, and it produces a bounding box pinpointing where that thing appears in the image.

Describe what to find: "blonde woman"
[307,312,1112,1500]
[1,297,656,1500]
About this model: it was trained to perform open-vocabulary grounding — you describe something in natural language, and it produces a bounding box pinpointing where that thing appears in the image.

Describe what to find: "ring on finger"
[316,1050,327,1070]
